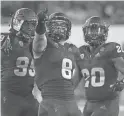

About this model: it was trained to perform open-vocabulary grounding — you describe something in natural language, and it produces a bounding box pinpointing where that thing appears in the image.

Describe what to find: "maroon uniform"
[34,41,76,100]
[33,41,82,116]
[77,42,123,116]
[1,33,38,116]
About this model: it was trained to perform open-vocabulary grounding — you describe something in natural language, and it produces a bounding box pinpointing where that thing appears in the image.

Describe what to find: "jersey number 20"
[14,57,35,77]
[82,67,105,87]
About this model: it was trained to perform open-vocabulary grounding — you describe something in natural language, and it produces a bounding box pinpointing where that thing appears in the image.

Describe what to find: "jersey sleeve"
[110,42,124,59]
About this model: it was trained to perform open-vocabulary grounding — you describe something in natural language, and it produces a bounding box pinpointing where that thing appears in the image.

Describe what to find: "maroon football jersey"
[77,42,124,101]
[34,41,76,100]
[1,33,35,96]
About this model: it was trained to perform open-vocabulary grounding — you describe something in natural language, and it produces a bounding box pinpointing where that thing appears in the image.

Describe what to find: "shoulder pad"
[64,43,80,59]
[104,42,122,53]
[104,42,123,58]
[64,42,74,48]
[79,45,89,53]
[105,42,121,51]
[65,43,79,54]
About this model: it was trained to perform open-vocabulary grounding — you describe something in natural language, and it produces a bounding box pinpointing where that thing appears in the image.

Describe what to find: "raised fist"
[36,8,48,35]
[37,8,48,23]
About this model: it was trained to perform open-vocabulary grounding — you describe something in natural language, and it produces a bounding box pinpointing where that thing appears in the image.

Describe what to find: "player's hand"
[36,8,48,35]
[37,8,48,23]
[110,79,124,92]
[1,34,12,56]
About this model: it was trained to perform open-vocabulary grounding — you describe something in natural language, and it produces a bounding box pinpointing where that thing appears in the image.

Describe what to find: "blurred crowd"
[1,1,124,25]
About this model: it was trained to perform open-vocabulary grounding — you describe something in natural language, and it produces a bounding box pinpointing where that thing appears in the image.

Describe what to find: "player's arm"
[32,9,48,59]
[111,43,124,76]
[111,43,124,91]
[112,57,124,89]
[0,33,12,56]
[32,82,42,103]
[113,57,124,75]
[73,45,87,89]
[72,62,86,100]
[72,62,82,89]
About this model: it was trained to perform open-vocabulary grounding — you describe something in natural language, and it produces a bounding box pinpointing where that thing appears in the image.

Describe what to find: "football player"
[1,8,39,116]
[76,16,124,116]
[32,10,83,116]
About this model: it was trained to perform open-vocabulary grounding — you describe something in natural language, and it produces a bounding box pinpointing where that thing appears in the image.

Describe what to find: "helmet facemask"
[19,20,37,43]
[46,13,71,43]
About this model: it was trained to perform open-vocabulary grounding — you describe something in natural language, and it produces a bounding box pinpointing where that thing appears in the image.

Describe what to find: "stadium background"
[1,1,124,115]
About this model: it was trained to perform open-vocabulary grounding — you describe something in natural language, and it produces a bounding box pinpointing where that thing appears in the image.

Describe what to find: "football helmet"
[82,16,110,47]
[10,8,38,43]
[46,12,71,43]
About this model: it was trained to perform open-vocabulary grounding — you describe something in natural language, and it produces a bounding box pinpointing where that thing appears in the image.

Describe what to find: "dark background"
[1,1,124,25]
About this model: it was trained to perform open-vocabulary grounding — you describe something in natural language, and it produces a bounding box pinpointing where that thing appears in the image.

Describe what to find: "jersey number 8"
[14,57,35,77]
[82,67,105,87]
[62,58,73,79]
